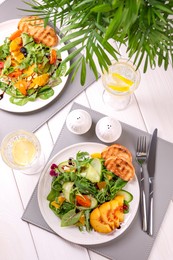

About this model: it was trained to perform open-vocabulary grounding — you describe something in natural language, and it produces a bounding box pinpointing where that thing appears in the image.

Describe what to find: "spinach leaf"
[47,189,60,202]
[37,85,54,99]
[10,96,29,106]
[61,209,82,227]
[50,201,75,219]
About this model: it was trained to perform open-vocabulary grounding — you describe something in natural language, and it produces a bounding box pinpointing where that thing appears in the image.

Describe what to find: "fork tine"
[138,136,146,153]
[137,136,142,152]
[141,136,144,152]
[143,136,146,152]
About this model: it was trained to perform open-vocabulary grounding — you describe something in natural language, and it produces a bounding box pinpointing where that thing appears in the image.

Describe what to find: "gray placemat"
[0,0,97,144]
[22,102,173,260]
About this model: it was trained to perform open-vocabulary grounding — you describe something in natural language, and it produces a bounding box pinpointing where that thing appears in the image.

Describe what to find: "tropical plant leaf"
[60,38,86,52]
[91,4,113,13]
[61,46,85,64]
[155,4,173,14]
[65,56,83,76]
[60,29,90,43]
[86,46,98,80]
[19,0,173,82]
[104,5,123,42]
[80,56,86,86]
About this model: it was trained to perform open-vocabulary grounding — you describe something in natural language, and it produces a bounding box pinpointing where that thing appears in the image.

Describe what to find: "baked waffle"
[104,155,135,181]
[18,16,58,47]
[101,144,132,162]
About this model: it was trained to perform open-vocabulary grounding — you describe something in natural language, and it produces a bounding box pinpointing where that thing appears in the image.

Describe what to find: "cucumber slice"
[90,158,102,177]
[116,190,133,203]
[77,196,98,210]
[62,182,74,202]
[85,164,100,183]
[84,158,102,183]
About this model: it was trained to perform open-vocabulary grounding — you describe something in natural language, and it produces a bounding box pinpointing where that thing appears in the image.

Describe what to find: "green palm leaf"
[19,0,173,85]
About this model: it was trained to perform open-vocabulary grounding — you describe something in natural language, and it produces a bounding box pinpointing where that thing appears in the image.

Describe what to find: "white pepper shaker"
[95,116,122,143]
[66,109,92,135]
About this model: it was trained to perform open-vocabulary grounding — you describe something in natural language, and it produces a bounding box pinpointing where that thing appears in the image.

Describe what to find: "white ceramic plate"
[38,142,140,245]
[0,19,69,113]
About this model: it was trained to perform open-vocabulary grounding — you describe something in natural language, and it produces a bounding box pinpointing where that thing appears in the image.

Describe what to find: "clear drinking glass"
[102,58,141,110]
[0,130,45,174]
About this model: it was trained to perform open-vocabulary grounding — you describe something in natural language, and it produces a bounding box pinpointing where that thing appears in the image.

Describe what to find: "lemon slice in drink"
[12,138,36,166]
[112,73,134,86]
[107,84,130,92]
[107,73,134,92]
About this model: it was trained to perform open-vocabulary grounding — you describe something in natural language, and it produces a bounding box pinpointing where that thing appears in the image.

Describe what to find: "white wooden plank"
[135,66,173,142]
[29,225,90,260]
[0,157,38,260]
[86,78,147,131]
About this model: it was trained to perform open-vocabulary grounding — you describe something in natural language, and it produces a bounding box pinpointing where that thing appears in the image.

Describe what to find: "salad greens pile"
[47,151,133,232]
[0,32,66,106]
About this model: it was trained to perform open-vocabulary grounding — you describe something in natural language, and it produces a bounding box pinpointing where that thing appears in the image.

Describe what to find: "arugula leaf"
[0,39,10,60]
[74,176,98,196]
[109,178,127,199]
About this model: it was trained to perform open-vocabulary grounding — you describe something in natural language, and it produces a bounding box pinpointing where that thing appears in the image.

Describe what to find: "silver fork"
[136,136,147,232]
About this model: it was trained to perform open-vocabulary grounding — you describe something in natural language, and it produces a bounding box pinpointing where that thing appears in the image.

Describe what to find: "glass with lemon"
[102,59,141,110]
[1,130,45,174]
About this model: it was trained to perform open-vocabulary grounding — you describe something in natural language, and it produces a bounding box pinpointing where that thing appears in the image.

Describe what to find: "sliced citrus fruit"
[23,64,36,77]
[112,73,134,86]
[14,79,28,95]
[30,73,49,88]
[9,37,22,52]
[107,84,130,92]
[90,153,101,159]
[11,51,24,63]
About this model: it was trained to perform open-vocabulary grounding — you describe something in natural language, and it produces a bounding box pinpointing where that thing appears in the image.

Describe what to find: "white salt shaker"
[66,109,92,135]
[95,116,122,143]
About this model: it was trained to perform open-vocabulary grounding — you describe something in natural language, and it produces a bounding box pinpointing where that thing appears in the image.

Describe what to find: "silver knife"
[147,128,158,236]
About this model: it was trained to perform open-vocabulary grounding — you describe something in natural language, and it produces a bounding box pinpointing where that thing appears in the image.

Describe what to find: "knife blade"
[147,128,158,236]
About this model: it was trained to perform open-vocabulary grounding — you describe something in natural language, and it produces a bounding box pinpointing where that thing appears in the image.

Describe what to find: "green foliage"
[20,0,173,85]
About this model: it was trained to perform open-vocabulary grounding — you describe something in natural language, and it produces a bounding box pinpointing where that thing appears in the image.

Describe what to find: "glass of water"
[1,130,45,174]
[102,58,141,111]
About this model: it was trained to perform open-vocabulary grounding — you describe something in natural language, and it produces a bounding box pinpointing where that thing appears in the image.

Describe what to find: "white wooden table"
[1,25,173,260]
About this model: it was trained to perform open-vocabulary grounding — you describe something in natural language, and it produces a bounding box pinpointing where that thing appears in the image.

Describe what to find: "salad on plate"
[47,147,134,234]
[0,29,66,106]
